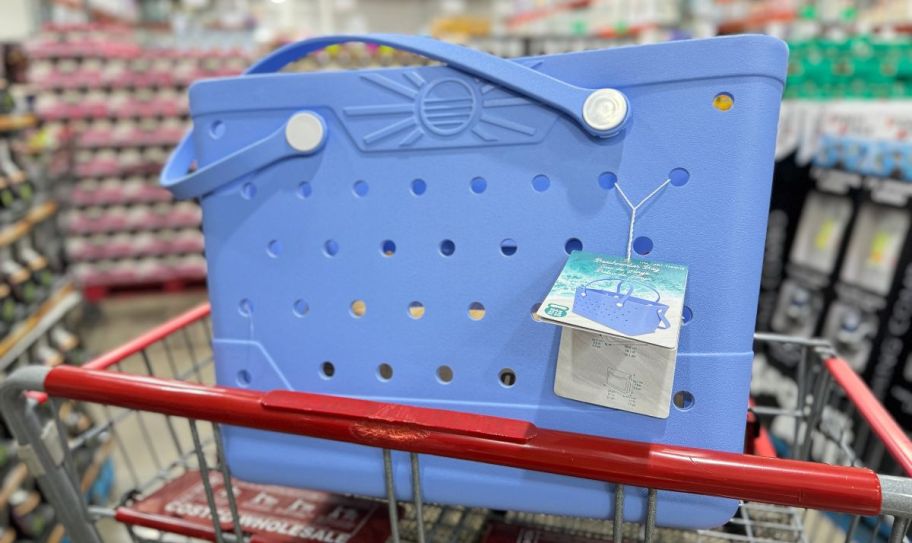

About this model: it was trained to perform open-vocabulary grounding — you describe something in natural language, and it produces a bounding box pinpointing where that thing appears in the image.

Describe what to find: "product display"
[25,24,248,299]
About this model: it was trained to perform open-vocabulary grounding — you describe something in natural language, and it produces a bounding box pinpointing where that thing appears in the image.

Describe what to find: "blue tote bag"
[162,34,787,528]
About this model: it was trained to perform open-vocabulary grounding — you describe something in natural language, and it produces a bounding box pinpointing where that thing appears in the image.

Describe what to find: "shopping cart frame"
[2,303,912,543]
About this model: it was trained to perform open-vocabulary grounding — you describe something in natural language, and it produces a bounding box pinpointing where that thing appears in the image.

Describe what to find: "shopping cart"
[1,303,911,543]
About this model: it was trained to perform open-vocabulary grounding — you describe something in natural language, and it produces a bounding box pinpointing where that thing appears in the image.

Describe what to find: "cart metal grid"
[2,303,911,542]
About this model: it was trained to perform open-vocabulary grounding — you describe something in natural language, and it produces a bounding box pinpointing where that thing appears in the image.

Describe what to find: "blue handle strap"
[161,112,326,200]
[249,34,625,135]
[162,34,629,200]
[583,278,661,304]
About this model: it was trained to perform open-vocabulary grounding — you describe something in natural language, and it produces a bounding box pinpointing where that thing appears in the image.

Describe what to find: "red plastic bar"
[45,366,883,516]
[826,356,912,476]
[113,510,219,542]
[263,390,537,443]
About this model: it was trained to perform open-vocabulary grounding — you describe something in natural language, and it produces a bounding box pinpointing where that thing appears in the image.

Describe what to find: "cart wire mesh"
[1,303,911,543]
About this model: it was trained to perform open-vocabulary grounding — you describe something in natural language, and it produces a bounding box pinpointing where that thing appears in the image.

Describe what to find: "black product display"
[822,200,909,378]
[768,186,858,366]
[9,491,56,542]
[756,152,815,333]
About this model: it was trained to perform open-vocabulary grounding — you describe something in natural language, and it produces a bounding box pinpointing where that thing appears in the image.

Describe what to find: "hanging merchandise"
[163,34,787,528]
[24,23,250,299]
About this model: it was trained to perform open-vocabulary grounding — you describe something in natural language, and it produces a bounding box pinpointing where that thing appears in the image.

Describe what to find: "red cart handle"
[826,356,912,475]
[39,365,883,516]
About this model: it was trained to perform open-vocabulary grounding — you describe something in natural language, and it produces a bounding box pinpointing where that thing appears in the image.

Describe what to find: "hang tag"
[537,251,687,418]
[536,252,688,349]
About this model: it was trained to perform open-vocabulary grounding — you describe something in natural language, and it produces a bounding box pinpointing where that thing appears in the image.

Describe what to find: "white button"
[285,112,326,153]
[582,89,628,133]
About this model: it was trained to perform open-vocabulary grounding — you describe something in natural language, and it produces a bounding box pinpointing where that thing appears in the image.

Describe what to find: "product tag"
[554,329,676,418]
[536,252,688,418]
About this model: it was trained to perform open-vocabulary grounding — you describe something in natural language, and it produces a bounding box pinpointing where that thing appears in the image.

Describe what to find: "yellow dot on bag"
[713,93,734,111]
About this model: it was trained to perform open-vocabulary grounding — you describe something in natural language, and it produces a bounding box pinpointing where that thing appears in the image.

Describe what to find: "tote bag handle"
[582,278,661,304]
[162,34,629,199]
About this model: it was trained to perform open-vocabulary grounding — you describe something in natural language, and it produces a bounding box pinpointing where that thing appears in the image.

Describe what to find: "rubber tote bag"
[162,34,787,528]
[574,278,671,335]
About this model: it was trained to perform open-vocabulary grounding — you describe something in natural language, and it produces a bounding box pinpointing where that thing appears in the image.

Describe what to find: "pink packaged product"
[60,89,84,118]
[134,118,159,145]
[97,178,126,203]
[168,202,201,227]
[79,59,104,86]
[171,230,204,254]
[157,118,186,144]
[103,233,134,259]
[106,260,139,285]
[70,180,96,206]
[150,58,174,86]
[28,60,54,88]
[117,148,143,171]
[65,206,129,235]
[76,149,119,177]
[125,205,156,231]
[65,238,93,262]
[80,120,114,148]
[135,231,170,257]
[107,90,132,118]
[83,90,109,118]
[71,262,100,285]
[34,93,67,120]
[134,257,171,283]
[101,59,129,87]
[171,254,206,279]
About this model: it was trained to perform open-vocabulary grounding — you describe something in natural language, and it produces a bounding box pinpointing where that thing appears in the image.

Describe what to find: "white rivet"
[285,112,326,153]
[582,89,628,133]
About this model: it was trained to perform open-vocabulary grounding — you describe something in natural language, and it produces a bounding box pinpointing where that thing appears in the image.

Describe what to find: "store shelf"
[27,200,57,224]
[80,438,113,493]
[0,201,58,248]
[0,281,81,371]
[717,10,796,34]
[0,464,28,511]
[74,163,166,179]
[66,220,201,236]
[36,80,190,92]
[69,245,204,263]
[506,0,591,28]
[0,115,37,134]
[83,275,206,302]
[595,22,659,38]
[76,138,183,150]
[41,110,189,122]
[45,524,65,543]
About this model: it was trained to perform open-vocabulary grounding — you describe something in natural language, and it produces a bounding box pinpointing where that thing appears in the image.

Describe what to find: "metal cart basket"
[2,303,912,542]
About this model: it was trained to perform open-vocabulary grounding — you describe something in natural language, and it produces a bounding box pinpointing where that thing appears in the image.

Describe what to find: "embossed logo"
[419,79,476,136]
[340,66,557,152]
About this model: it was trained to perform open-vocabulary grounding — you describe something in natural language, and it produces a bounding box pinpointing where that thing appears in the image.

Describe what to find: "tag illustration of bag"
[573,278,670,336]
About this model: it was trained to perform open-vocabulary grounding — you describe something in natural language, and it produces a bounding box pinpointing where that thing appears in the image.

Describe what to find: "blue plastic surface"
[163,34,787,528]
[573,279,670,335]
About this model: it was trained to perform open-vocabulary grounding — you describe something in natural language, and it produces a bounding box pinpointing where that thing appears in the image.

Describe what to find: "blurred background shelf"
[0,280,79,371]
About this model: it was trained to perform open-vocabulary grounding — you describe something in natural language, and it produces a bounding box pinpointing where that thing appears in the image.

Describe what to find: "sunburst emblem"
[342,69,540,148]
